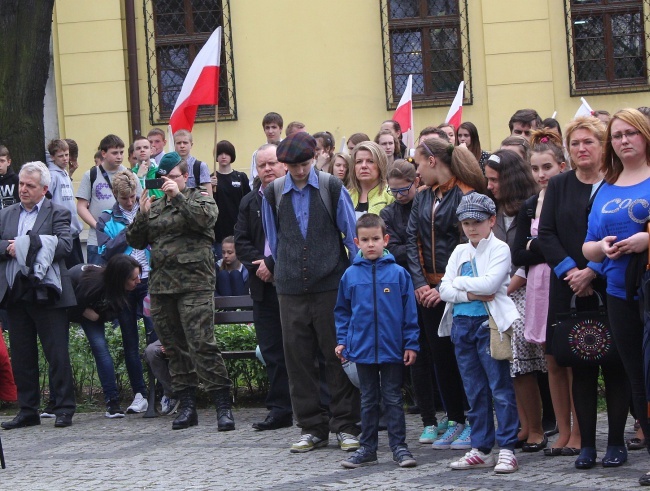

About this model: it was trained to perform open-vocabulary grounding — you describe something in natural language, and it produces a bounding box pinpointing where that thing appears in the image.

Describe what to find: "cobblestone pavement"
[0,408,648,490]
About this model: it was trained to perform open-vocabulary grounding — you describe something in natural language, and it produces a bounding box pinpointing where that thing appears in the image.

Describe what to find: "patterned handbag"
[551,293,618,367]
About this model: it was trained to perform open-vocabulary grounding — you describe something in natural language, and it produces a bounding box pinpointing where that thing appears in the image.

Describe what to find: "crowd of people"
[1,105,650,482]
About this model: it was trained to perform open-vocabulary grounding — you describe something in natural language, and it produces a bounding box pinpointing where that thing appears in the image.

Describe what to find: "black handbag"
[552,292,618,367]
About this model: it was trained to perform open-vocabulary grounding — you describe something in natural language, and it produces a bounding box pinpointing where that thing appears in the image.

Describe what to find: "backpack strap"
[272,176,286,216]
[193,160,202,188]
[88,166,98,204]
[317,171,335,223]
[271,172,336,224]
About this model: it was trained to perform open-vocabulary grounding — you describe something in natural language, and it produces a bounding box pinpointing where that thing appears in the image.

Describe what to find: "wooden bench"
[213,295,257,361]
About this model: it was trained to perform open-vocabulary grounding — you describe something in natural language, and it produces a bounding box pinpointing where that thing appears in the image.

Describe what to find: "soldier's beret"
[157,152,182,176]
[276,132,316,165]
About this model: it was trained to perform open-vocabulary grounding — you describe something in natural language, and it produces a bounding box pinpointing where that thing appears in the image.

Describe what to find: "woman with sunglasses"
[406,138,486,449]
[382,160,442,444]
[583,108,650,478]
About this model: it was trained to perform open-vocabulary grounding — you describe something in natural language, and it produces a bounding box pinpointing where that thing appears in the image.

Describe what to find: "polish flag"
[393,75,414,154]
[169,27,221,133]
[574,97,593,119]
[445,81,464,130]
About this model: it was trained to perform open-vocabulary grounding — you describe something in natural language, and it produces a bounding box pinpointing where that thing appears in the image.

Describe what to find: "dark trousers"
[572,362,628,448]
[607,295,650,446]
[419,301,467,423]
[7,303,75,416]
[357,363,408,454]
[410,308,438,427]
[278,291,360,439]
[253,283,292,418]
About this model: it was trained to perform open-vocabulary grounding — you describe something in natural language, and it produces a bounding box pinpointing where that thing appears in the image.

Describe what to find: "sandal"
[560,447,581,456]
[627,437,646,451]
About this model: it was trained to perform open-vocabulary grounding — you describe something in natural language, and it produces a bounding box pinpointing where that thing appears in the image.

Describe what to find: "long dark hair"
[79,255,141,313]
[485,149,539,217]
[457,121,482,162]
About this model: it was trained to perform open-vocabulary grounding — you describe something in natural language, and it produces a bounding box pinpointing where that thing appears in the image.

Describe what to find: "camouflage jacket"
[126,186,218,294]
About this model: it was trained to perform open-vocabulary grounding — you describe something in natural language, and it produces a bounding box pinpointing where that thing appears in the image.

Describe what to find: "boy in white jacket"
[439,193,520,474]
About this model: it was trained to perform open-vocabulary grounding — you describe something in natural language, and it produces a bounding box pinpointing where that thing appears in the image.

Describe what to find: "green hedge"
[3,322,267,409]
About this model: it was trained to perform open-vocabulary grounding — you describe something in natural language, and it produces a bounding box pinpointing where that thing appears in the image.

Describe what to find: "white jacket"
[438,232,519,337]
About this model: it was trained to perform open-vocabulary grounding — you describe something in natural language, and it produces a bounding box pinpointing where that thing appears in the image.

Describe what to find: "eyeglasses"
[167,173,183,179]
[389,182,414,196]
[611,130,641,141]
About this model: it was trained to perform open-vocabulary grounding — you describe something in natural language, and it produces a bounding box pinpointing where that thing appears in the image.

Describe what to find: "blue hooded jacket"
[335,250,419,364]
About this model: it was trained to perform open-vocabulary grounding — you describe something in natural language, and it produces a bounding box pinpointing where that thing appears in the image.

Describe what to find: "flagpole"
[214,106,218,176]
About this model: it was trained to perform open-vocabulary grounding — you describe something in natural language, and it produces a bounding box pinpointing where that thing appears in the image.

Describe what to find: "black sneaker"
[105,400,125,419]
[40,401,56,419]
[393,449,417,468]
[341,448,378,469]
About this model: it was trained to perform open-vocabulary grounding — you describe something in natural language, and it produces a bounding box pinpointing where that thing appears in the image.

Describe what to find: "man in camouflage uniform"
[126,152,234,431]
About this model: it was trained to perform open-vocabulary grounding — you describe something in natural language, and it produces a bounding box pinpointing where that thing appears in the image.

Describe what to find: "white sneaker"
[160,396,179,415]
[449,448,496,469]
[126,393,148,414]
[494,449,518,474]
[336,432,360,452]
[290,434,329,453]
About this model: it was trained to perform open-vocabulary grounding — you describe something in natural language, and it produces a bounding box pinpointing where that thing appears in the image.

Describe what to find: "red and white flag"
[393,75,414,155]
[445,81,464,129]
[169,27,222,133]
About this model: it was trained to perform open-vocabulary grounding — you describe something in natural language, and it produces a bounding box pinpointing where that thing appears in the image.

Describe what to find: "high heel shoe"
[602,445,627,467]
[575,447,597,469]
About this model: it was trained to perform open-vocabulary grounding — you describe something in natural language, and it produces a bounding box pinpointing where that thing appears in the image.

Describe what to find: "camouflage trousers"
[150,291,231,393]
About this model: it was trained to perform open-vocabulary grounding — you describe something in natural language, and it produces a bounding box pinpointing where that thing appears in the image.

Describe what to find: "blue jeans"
[86,245,104,266]
[451,315,519,451]
[356,362,408,454]
[81,319,119,403]
[115,278,152,396]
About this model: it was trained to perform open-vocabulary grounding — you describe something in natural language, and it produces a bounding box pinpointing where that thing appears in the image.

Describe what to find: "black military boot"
[214,388,235,431]
[172,387,198,430]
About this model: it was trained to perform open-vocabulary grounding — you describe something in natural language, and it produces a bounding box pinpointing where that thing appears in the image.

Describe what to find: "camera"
[145,178,164,190]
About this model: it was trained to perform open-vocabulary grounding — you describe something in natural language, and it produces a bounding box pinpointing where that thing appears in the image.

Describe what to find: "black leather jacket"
[380,200,412,269]
[406,184,470,289]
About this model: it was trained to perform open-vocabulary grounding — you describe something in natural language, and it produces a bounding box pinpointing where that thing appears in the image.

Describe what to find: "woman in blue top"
[584,108,650,479]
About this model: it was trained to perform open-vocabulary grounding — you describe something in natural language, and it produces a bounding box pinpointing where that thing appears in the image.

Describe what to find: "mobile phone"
[145,178,164,189]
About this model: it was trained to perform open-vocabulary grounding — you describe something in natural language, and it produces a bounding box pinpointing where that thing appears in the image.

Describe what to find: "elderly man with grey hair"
[0,162,77,430]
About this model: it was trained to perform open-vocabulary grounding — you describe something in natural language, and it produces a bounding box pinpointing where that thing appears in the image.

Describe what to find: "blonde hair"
[332,152,352,186]
[602,108,650,184]
[112,170,138,198]
[563,116,606,170]
[173,129,193,142]
[349,141,388,195]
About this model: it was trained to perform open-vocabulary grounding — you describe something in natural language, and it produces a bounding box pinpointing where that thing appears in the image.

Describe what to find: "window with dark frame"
[380,0,472,110]
[143,0,237,124]
[565,0,650,96]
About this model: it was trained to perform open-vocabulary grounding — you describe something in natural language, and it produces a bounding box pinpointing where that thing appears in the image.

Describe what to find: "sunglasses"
[389,182,414,196]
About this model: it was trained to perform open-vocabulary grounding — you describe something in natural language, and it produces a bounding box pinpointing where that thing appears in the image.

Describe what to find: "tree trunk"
[0,0,55,171]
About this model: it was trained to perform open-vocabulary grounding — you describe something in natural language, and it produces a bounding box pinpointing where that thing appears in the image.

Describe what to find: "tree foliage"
[0,0,55,171]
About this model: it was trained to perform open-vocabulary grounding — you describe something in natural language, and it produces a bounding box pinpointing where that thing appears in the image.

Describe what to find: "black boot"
[214,388,235,431]
[172,387,198,430]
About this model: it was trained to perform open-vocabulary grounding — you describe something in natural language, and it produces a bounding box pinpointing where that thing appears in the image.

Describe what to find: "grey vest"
[266,179,348,295]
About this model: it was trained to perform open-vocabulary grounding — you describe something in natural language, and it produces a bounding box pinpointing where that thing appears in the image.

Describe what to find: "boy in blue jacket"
[335,213,419,468]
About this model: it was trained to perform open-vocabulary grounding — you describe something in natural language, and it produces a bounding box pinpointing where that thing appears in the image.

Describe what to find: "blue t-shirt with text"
[585,177,650,299]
